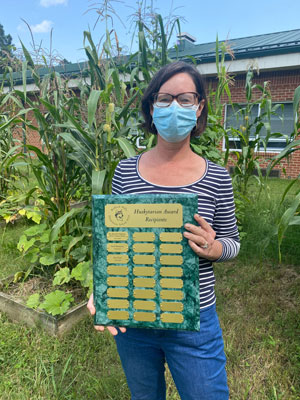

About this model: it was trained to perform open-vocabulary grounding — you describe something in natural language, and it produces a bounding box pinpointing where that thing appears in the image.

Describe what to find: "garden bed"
[0,275,88,336]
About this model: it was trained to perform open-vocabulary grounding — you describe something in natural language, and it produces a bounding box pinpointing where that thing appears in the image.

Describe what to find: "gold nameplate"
[160,244,183,254]
[107,299,129,309]
[107,288,129,298]
[160,255,183,265]
[160,278,183,289]
[160,302,183,312]
[134,289,156,299]
[133,267,155,276]
[107,266,129,275]
[134,312,156,322]
[160,290,183,300]
[133,300,156,311]
[107,310,129,320]
[107,243,128,252]
[161,313,184,324]
[105,204,183,228]
[107,254,129,264]
[133,232,155,242]
[160,232,182,242]
[107,231,128,241]
[134,278,155,288]
[133,243,155,253]
[107,277,129,287]
[133,255,155,265]
[160,267,183,277]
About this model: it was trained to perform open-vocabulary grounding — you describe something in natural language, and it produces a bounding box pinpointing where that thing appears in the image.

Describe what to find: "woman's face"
[151,72,204,119]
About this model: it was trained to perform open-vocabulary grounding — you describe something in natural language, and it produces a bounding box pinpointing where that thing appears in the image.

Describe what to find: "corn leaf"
[87,90,101,128]
[92,169,106,195]
[50,208,81,245]
[115,137,136,158]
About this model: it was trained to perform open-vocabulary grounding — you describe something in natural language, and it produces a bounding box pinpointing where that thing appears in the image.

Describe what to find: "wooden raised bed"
[0,276,88,336]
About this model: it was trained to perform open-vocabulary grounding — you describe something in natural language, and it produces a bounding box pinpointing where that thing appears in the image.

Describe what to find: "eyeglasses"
[153,92,200,108]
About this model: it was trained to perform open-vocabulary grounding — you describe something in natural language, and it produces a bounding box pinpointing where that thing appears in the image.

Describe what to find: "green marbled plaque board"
[92,194,200,331]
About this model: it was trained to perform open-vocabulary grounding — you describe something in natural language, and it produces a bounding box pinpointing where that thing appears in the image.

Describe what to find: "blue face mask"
[153,101,198,143]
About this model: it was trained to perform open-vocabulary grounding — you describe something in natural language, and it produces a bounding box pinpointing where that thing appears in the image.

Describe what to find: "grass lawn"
[0,178,299,399]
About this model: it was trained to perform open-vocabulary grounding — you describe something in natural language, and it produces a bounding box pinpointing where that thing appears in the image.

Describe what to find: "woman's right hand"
[87,293,126,336]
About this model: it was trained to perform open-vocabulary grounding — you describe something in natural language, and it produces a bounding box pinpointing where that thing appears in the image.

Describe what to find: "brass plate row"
[107,288,184,300]
[107,299,183,312]
[107,266,183,277]
[106,231,183,242]
[107,243,183,254]
[107,310,184,323]
[107,254,184,265]
[107,277,183,289]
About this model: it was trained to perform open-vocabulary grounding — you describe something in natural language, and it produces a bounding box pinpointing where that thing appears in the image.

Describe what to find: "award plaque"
[92,194,200,331]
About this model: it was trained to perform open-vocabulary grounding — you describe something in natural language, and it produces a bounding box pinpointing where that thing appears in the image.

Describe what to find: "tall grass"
[238,179,300,264]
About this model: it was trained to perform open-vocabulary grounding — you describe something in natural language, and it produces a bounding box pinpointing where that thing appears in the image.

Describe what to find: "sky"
[2,0,300,64]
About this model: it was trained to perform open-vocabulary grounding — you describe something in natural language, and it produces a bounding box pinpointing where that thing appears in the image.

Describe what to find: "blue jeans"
[114,304,229,400]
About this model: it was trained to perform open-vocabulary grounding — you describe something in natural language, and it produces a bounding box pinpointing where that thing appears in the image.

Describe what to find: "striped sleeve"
[213,168,240,262]
[112,162,123,194]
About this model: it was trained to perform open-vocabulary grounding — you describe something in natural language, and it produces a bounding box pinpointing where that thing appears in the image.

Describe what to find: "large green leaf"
[39,290,74,316]
[116,90,140,123]
[0,109,33,131]
[49,208,81,245]
[26,144,55,173]
[65,234,86,260]
[288,215,300,226]
[92,169,106,195]
[19,39,35,68]
[26,293,40,309]
[115,137,136,159]
[111,70,122,105]
[59,132,96,169]
[22,60,27,103]
[40,99,61,122]
[40,253,59,266]
[87,90,101,128]
[53,267,71,286]
[157,15,167,65]
[293,85,300,119]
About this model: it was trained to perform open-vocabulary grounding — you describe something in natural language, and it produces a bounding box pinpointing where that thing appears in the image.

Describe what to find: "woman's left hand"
[183,214,222,261]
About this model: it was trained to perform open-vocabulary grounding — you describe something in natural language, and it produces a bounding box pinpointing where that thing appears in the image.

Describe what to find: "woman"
[88,61,240,400]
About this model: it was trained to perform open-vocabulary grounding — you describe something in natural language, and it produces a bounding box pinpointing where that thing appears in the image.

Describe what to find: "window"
[224,102,295,152]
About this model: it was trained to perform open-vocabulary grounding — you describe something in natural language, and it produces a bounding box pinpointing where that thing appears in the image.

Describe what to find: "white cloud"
[30,20,54,33]
[40,0,68,7]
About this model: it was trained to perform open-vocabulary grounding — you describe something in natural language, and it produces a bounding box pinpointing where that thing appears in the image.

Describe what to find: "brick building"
[170,30,300,178]
[2,30,300,177]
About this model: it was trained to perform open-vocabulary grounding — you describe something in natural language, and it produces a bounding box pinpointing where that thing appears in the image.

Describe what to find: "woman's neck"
[149,134,194,163]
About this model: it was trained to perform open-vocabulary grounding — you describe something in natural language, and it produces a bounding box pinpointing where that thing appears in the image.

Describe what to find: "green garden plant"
[0,93,30,204]
[60,31,137,196]
[190,38,234,166]
[228,69,284,195]
[266,85,300,262]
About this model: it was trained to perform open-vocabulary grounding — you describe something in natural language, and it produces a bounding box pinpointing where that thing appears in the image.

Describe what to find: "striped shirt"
[112,155,240,310]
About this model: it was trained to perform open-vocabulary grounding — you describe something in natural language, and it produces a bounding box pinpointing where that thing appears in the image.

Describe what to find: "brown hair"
[141,61,208,136]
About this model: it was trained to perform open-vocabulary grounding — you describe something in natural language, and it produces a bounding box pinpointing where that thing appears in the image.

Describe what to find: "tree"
[0,23,14,73]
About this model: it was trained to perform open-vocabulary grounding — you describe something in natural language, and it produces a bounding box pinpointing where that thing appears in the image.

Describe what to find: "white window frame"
[222,101,296,154]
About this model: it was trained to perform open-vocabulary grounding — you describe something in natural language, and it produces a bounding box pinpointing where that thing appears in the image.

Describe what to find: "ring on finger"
[201,241,208,249]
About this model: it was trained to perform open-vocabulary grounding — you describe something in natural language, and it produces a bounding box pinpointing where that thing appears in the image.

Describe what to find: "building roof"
[0,61,89,87]
[1,29,300,87]
[169,28,300,63]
